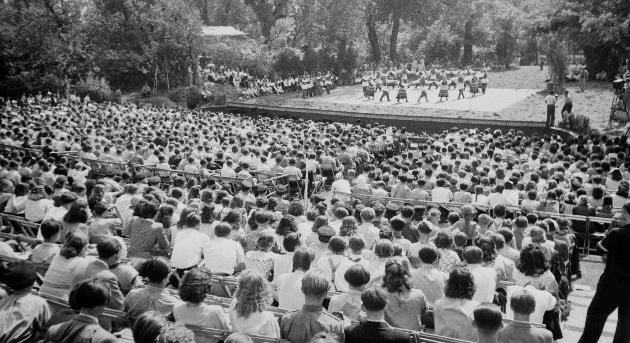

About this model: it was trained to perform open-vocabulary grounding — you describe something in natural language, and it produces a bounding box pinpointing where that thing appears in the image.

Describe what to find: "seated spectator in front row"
[31,219,61,264]
[39,229,89,300]
[0,260,51,343]
[473,305,503,343]
[229,270,281,338]
[277,248,315,310]
[434,267,480,341]
[463,246,496,303]
[499,289,553,343]
[171,268,229,330]
[344,286,411,343]
[43,278,117,343]
[328,264,371,322]
[280,271,345,343]
[123,257,178,325]
[382,260,428,332]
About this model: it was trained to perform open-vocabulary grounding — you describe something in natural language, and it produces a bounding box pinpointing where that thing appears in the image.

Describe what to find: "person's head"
[292,247,315,272]
[474,236,496,263]
[445,267,475,299]
[328,236,347,255]
[382,260,410,293]
[374,239,394,259]
[139,257,171,286]
[0,260,38,291]
[460,204,475,222]
[63,201,89,224]
[339,216,358,236]
[132,311,168,343]
[70,278,111,314]
[39,219,62,242]
[214,222,232,238]
[282,232,301,252]
[473,305,503,338]
[343,264,370,289]
[234,270,269,317]
[256,232,276,252]
[497,228,514,245]
[418,246,439,266]
[463,246,483,265]
[301,270,330,301]
[360,207,375,222]
[224,333,254,343]
[517,244,549,276]
[361,286,388,313]
[60,229,89,258]
[156,323,195,343]
[96,237,122,265]
[308,332,341,343]
[179,268,212,304]
[510,289,536,317]
[276,215,297,237]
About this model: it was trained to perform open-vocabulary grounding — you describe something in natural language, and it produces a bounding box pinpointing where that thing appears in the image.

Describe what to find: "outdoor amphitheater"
[1,1,629,343]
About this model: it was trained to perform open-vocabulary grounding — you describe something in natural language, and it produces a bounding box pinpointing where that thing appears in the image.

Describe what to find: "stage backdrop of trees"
[0,0,628,98]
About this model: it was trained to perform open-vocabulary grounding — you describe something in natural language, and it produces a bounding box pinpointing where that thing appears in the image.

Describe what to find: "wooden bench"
[0,213,40,237]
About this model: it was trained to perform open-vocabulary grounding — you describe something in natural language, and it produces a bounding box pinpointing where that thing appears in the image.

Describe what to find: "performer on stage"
[396,82,408,103]
[301,74,310,98]
[324,74,333,94]
[438,79,450,101]
[457,75,466,100]
[469,76,480,97]
[380,84,391,102]
[481,72,489,95]
[417,83,429,103]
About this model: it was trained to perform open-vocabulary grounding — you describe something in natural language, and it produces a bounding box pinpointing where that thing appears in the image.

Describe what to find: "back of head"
[382,260,410,293]
[180,268,212,304]
[60,229,88,258]
[139,257,171,284]
[225,333,254,343]
[361,286,388,312]
[473,305,503,333]
[445,267,475,299]
[301,270,330,298]
[157,323,195,343]
[70,278,111,310]
[343,264,370,288]
[133,311,168,343]
[418,246,439,264]
[0,260,37,291]
[96,237,122,260]
[292,247,315,271]
[509,289,536,315]
[214,222,232,237]
[39,219,62,241]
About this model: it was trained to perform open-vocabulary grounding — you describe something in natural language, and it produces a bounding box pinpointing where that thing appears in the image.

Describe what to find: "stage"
[227,85,550,134]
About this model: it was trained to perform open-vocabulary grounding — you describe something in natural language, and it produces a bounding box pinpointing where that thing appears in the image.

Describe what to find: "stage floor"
[232,85,544,123]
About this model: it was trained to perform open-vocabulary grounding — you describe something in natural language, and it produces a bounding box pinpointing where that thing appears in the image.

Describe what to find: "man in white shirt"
[431,178,453,203]
[315,236,351,292]
[202,222,245,275]
[505,286,556,324]
[545,91,556,127]
[170,214,210,270]
[463,246,496,303]
[330,173,351,202]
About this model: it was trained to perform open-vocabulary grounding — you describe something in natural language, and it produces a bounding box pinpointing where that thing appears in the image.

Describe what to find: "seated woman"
[328,264,371,322]
[382,260,428,332]
[123,257,178,324]
[60,201,90,243]
[172,268,229,330]
[434,267,480,342]
[24,185,52,222]
[88,202,122,244]
[513,245,559,295]
[124,201,169,259]
[276,248,314,310]
[245,232,277,281]
[39,229,89,300]
[229,270,280,338]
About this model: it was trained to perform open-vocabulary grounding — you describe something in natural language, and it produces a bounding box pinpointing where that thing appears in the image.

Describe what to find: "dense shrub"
[272,48,303,77]
[202,41,273,77]
[169,85,209,109]
[75,74,113,103]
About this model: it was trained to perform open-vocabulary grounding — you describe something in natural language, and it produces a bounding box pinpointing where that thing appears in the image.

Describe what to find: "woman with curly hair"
[275,215,297,253]
[245,232,278,281]
[433,231,461,275]
[229,270,280,338]
[154,204,175,242]
[381,260,428,331]
[434,267,479,341]
[172,269,229,330]
[475,235,514,282]
[513,245,559,294]
[339,216,358,240]
[305,215,328,246]
[60,201,90,243]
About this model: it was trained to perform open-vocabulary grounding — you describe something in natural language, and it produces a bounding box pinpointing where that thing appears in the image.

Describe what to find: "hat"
[311,193,326,203]
[317,225,336,243]
[0,260,37,291]
[389,216,406,231]
[275,184,287,194]
[385,201,401,212]
[30,185,45,193]
[413,204,426,212]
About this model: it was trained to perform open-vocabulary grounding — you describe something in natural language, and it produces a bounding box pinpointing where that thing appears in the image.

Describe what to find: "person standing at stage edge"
[579,201,630,343]
[545,91,556,127]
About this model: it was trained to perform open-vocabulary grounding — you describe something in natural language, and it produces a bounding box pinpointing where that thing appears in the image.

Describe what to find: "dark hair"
[140,201,159,219]
[39,219,62,241]
[282,232,301,252]
[60,230,88,258]
[292,248,315,272]
[374,239,394,258]
[418,246,439,264]
[474,236,496,263]
[71,278,111,309]
[63,201,89,224]
[287,201,304,217]
[382,260,410,293]
[183,213,201,228]
[140,257,171,283]
[328,236,347,254]
[179,269,212,303]
[96,237,122,260]
[343,264,371,288]
[276,215,297,237]
[473,305,503,332]
[214,222,232,237]
[445,267,475,299]
[132,311,168,343]
[434,231,453,249]
[517,245,549,276]
[497,228,514,243]
[361,286,388,312]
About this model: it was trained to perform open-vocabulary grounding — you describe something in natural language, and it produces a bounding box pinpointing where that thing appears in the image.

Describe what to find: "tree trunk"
[389,1,400,65]
[366,9,381,66]
[462,19,473,66]
[261,19,273,43]
[201,0,209,25]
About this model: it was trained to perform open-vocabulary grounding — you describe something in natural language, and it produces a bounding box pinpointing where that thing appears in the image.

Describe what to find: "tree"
[365,0,381,65]
[492,1,521,68]
[243,0,291,42]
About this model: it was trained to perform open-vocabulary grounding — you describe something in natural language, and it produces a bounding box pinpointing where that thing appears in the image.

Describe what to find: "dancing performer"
[396,82,408,103]
[380,84,391,102]
[457,76,466,100]
[469,76,480,97]
[417,83,429,103]
[438,79,450,101]
[480,72,489,95]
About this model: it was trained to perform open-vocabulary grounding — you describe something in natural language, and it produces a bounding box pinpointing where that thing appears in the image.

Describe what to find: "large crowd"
[0,95,629,343]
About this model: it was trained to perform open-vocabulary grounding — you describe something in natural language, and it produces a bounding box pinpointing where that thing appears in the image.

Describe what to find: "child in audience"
[328,264,371,322]
[473,305,503,343]
[31,219,61,264]
[172,268,229,330]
